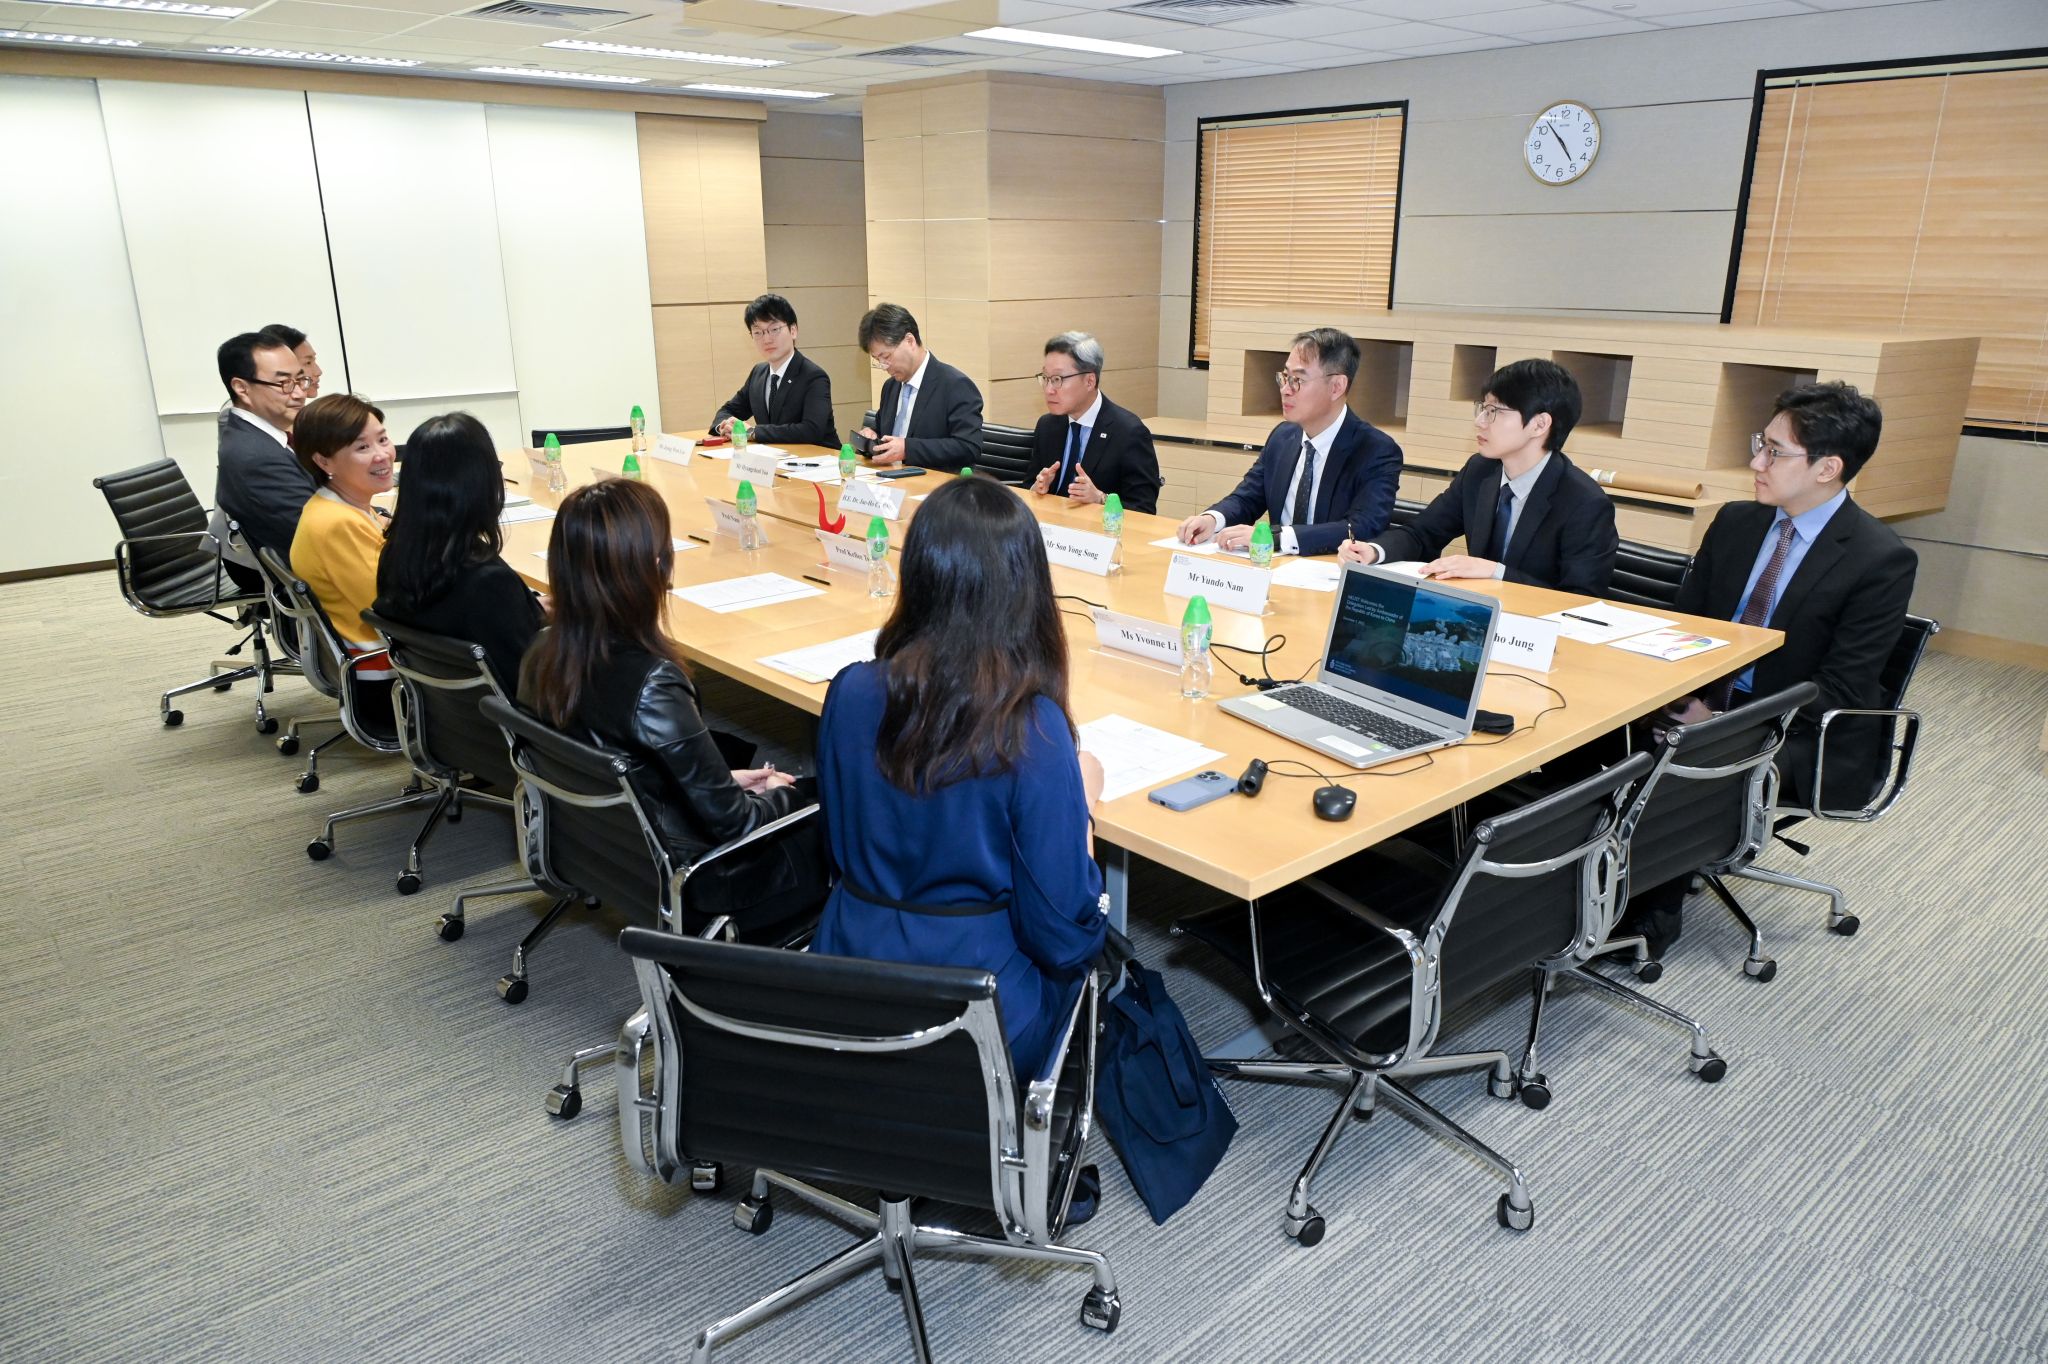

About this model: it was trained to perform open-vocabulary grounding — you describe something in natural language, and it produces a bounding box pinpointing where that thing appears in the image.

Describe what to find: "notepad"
[1610,628,1728,662]
[1271,560,1343,592]
[671,573,823,614]
[758,630,879,685]
[1542,602,1672,645]
[499,503,556,525]
[1078,715,1225,804]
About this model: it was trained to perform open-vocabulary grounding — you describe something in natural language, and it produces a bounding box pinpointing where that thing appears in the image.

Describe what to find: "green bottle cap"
[866,515,888,541]
[1182,595,1212,627]
[1104,493,1123,515]
[543,433,560,451]
[959,467,973,477]
[736,479,755,500]
[623,452,640,471]
[630,404,644,420]
[1250,518,1274,546]
[733,418,747,435]
[840,442,856,460]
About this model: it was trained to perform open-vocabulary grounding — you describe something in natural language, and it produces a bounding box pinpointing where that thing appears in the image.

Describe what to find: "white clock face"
[1526,101,1600,185]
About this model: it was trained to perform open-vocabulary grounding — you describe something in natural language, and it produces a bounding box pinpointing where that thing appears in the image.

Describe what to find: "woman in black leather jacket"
[518,478,827,934]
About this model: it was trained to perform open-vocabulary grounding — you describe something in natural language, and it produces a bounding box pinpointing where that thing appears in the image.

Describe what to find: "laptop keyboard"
[1269,686,1438,751]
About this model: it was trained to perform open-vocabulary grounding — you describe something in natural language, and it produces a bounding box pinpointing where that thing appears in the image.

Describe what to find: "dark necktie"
[1711,518,1799,709]
[767,372,779,416]
[1491,483,1515,562]
[1056,421,1082,495]
[1287,436,1314,527]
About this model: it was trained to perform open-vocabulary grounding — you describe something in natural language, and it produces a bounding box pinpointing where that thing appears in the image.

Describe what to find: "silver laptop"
[1219,564,1500,770]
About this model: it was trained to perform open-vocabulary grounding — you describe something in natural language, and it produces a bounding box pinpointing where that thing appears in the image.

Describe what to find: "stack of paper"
[1541,601,1672,644]
[1272,559,1343,592]
[778,461,843,484]
[499,503,556,525]
[1078,715,1226,804]
[758,630,879,685]
[671,574,823,614]
[1611,628,1728,661]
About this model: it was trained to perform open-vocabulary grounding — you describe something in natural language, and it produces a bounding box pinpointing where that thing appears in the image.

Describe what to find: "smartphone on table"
[1149,770,1239,812]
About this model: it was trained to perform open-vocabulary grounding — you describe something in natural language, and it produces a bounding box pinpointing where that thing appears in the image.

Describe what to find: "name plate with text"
[705,498,769,544]
[816,530,872,574]
[1040,524,1120,577]
[1091,608,1182,669]
[838,479,906,521]
[1164,552,1271,616]
[652,434,694,465]
[729,446,780,485]
[1492,612,1559,673]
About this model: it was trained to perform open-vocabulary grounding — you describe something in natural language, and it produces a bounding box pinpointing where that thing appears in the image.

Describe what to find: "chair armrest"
[1797,705,1923,821]
[1026,965,1099,1126]
[680,803,818,879]
[113,530,234,606]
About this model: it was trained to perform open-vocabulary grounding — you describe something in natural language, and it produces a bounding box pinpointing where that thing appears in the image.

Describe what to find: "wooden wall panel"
[989,219,1161,303]
[987,132,1161,222]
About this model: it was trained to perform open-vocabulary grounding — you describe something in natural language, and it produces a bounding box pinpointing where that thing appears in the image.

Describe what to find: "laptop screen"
[1322,569,1494,722]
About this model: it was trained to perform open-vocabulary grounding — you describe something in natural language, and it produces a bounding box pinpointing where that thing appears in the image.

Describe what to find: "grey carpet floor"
[4,570,2046,1364]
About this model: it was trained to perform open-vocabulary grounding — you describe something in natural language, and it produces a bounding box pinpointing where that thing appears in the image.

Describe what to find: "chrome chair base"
[494,892,585,1004]
[1701,874,1790,982]
[1519,959,1728,1090]
[157,612,282,733]
[1729,861,1856,935]
[693,1174,1120,1364]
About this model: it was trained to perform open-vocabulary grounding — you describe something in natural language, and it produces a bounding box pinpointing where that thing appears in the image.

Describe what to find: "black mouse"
[1311,785,1356,822]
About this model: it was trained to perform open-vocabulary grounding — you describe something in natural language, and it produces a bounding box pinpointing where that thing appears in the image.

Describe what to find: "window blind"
[1193,107,1405,366]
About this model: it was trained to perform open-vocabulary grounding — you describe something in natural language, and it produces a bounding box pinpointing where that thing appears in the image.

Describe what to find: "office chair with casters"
[975,422,1036,484]
[616,932,1118,1364]
[1728,615,1938,936]
[1174,756,1648,1241]
[1387,496,1426,532]
[93,458,280,730]
[234,526,338,759]
[362,611,521,897]
[1608,539,1693,610]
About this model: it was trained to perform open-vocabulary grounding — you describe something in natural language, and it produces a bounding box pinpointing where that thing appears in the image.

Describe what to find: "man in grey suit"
[214,331,313,568]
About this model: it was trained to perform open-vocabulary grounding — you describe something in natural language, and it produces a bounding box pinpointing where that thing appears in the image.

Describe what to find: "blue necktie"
[1056,421,1082,495]
[893,383,915,438]
[1491,483,1515,562]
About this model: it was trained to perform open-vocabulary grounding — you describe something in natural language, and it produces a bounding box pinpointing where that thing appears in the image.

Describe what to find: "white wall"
[0,76,165,576]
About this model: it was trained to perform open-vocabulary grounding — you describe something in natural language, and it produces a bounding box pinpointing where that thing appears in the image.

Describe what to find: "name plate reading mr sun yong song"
[1039,524,1120,576]
[1164,552,1271,615]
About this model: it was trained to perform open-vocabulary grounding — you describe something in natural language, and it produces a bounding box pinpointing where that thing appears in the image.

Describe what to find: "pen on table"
[801,574,832,587]
[687,533,713,544]
[1558,610,1605,625]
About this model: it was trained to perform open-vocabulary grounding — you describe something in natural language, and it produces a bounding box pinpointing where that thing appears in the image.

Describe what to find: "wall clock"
[1525,101,1601,185]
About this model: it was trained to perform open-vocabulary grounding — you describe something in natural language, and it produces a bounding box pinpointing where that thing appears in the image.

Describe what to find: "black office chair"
[230,527,339,760]
[530,426,632,447]
[1175,756,1649,1241]
[1729,617,1938,936]
[616,932,1119,1362]
[975,422,1036,484]
[1608,539,1693,610]
[1387,496,1426,531]
[93,459,281,730]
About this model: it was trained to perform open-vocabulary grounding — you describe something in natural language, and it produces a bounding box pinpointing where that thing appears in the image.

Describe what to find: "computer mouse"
[1312,785,1356,822]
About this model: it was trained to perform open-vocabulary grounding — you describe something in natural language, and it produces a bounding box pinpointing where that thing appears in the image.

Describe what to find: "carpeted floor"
[3,569,2046,1363]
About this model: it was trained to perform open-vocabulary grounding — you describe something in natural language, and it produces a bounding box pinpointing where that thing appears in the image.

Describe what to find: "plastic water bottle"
[1248,518,1274,568]
[622,451,644,482]
[866,515,892,598]
[630,404,647,456]
[1102,492,1124,541]
[732,418,749,452]
[838,441,857,482]
[543,432,566,494]
[1180,595,1213,701]
[736,479,762,551]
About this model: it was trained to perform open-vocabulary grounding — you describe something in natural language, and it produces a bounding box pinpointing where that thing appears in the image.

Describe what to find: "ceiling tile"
[995,0,1086,19]
[1388,32,1525,51]
[1450,4,1622,33]
[1012,9,1200,39]
[1346,0,1553,15]
[1112,48,1285,73]
[1213,6,1408,39]
[16,10,235,37]
[1307,18,1487,44]
[1639,0,1814,22]
[229,2,434,35]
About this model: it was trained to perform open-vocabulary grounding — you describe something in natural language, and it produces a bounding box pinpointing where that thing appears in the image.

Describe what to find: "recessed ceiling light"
[473,66,648,84]
[208,46,420,66]
[543,38,780,66]
[682,82,831,99]
[41,0,244,14]
[963,26,1178,59]
[0,28,142,45]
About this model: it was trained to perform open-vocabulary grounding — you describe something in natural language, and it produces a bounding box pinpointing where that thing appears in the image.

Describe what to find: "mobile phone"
[1149,769,1240,812]
[875,467,927,480]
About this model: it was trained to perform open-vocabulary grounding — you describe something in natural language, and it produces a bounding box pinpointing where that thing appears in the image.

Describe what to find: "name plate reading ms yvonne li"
[1164,552,1271,615]
[1491,612,1560,673]
[838,479,906,521]
[704,498,768,544]
[1091,608,1182,668]
[1039,524,1120,577]
[816,530,871,574]
[729,446,780,485]
[652,434,694,465]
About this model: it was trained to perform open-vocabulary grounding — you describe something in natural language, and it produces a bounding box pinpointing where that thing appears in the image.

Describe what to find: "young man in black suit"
[214,330,314,567]
[855,302,983,473]
[1024,331,1163,515]
[710,293,837,448]
[1339,357,1617,593]
[1175,327,1403,557]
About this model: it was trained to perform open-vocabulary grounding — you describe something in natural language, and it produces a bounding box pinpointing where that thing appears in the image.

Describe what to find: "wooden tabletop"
[503,436,1780,900]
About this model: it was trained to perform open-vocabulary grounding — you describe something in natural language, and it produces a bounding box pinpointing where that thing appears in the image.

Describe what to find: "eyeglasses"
[748,323,789,341]
[1037,371,1090,390]
[1473,402,1515,425]
[1749,432,1810,464]
[1274,369,1328,392]
[245,373,311,394]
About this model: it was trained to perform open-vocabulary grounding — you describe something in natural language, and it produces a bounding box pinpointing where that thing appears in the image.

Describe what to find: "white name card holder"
[1491,612,1560,673]
[816,530,872,575]
[729,446,781,485]
[705,498,769,544]
[1090,608,1182,673]
[838,479,907,522]
[1040,524,1121,577]
[651,434,694,465]
[522,448,551,481]
[1163,552,1272,616]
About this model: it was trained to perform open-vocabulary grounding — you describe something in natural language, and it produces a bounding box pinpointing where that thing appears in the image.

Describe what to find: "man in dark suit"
[214,330,314,569]
[710,293,837,448]
[856,302,983,473]
[1024,331,1163,515]
[1339,358,1617,593]
[1175,327,1402,557]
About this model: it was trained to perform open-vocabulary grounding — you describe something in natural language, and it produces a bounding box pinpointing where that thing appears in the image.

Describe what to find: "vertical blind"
[1193,107,1405,365]
[1731,62,2048,433]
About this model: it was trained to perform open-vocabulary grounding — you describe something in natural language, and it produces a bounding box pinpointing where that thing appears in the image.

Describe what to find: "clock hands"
[1547,122,1576,168]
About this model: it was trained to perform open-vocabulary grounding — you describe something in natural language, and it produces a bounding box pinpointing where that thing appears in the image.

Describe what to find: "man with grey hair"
[1025,331,1163,515]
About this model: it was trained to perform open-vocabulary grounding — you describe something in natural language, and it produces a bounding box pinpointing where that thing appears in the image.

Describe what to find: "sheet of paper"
[1272,559,1343,592]
[499,503,556,525]
[534,538,692,562]
[1149,535,1216,554]
[1610,628,1728,662]
[671,573,824,615]
[778,460,843,484]
[1077,714,1226,805]
[1542,601,1673,645]
[696,446,732,460]
[757,629,879,685]
[1377,561,1429,578]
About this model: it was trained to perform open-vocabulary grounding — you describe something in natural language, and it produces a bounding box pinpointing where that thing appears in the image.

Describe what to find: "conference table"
[498,436,1780,930]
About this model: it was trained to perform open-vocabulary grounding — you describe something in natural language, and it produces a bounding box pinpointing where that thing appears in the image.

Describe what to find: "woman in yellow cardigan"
[289,392,398,729]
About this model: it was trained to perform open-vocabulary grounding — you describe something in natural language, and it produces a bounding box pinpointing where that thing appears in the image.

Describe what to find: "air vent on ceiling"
[1114,0,1297,23]
[462,1,637,31]
[864,45,973,65]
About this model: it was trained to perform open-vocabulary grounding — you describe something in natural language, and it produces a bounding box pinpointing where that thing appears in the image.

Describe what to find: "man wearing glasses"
[1175,327,1402,556]
[214,329,314,568]
[856,302,983,473]
[711,293,837,448]
[1025,332,1162,514]
[1338,358,1616,593]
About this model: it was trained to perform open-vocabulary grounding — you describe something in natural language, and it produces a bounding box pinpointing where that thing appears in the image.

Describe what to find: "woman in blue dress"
[813,475,1107,1081]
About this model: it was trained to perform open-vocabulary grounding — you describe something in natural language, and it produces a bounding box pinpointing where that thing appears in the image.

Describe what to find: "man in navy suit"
[1176,327,1403,556]
[1025,331,1163,514]
[855,302,983,473]
[1339,357,1617,593]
